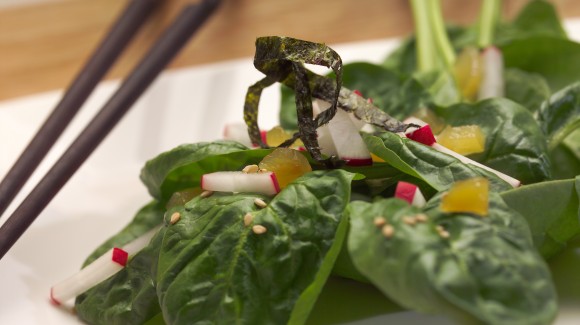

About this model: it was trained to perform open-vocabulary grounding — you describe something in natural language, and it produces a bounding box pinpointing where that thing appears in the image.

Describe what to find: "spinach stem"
[426,0,456,70]
[477,0,501,48]
[410,0,437,72]
[548,120,580,151]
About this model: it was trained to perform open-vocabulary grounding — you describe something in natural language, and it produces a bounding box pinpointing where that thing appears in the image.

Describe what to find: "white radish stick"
[478,46,504,100]
[201,171,281,195]
[50,225,160,306]
[50,247,128,306]
[405,123,520,188]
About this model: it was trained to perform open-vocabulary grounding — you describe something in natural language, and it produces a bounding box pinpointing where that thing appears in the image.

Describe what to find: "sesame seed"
[415,214,429,222]
[439,230,450,239]
[242,164,259,173]
[381,224,395,238]
[254,198,267,208]
[252,225,267,234]
[402,216,417,226]
[436,225,445,232]
[258,168,269,173]
[170,212,181,224]
[200,190,214,198]
[243,212,254,226]
[373,216,387,227]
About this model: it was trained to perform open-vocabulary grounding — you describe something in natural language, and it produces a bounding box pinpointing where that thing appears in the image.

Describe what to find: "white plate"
[1,21,580,325]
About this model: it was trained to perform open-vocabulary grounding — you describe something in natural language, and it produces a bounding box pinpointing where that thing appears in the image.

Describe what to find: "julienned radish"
[51,247,128,306]
[223,123,267,147]
[50,226,160,306]
[395,181,427,207]
[478,46,504,100]
[405,124,521,188]
[313,100,372,166]
[201,171,281,195]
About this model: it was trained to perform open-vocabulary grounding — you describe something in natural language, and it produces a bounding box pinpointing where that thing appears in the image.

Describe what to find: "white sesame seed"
[436,225,445,232]
[415,214,429,222]
[170,212,181,224]
[254,198,267,208]
[402,216,417,226]
[242,164,259,173]
[258,168,269,173]
[439,230,450,239]
[200,190,214,198]
[382,224,395,238]
[252,225,267,234]
[243,212,254,226]
[373,216,387,227]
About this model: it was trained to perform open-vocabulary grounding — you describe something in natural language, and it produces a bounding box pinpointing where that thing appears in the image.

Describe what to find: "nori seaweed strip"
[245,36,411,164]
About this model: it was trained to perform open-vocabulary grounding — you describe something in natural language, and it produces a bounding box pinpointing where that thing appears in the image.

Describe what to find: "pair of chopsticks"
[0,0,221,259]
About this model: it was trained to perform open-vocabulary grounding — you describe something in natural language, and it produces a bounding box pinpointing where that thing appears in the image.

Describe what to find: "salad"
[51,0,579,324]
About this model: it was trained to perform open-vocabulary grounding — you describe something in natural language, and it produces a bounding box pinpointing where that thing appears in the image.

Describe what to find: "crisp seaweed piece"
[244,36,411,165]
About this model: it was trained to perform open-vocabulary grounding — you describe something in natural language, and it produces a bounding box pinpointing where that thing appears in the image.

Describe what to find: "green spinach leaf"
[348,196,557,325]
[501,176,580,258]
[494,0,567,44]
[362,132,512,192]
[504,68,551,113]
[434,98,551,184]
[502,37,580,92]
[155,170,354,325]
[538,82,580,150]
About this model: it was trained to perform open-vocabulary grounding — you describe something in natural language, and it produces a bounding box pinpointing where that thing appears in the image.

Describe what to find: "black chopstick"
[0,0,162,218]
[0,0,222,259]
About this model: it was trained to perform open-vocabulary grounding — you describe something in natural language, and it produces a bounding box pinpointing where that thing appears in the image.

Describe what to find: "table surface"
[1,0,580,100]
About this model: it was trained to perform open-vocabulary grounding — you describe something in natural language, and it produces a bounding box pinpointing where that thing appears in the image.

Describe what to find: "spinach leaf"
[494,0,567,44]
[501,176,580,258]
[504,68,551,113]
[348,196,557,325]
[550,128,580,179]
[278,63,431,130]
[140,141,249,200]
[155,170,354,325]
[75,227,166,325]
[501,37,580,92]
[538,82,580,150]
[82,202,164,266]
[140,141,271,203]
[434,98,551,184]
[363,132,512,192]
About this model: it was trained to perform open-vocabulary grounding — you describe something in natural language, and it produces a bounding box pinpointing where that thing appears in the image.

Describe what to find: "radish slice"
[223,123,266,147]
[312,99,372,166]
[50,226,161,306]
[50,247,128,306]
[201,171,281,195]
[395,181,426,207]
[478,46,504,100]
[405,123,520,188]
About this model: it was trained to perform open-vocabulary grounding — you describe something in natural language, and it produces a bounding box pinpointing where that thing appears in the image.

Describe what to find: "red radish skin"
[112,248,129,266]
[50,287,60,306]
[406,125,436,146]
[270,173,281,193]
[395,181,417,204]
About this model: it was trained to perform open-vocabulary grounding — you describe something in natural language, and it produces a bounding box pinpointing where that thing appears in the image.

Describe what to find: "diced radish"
[405,124,437,146]
[404,122,520,188]
[51,247,128,306]
[395,181,426,207]
[201,171,281,195]
[478,46,504,100]
[222,123,266,147]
